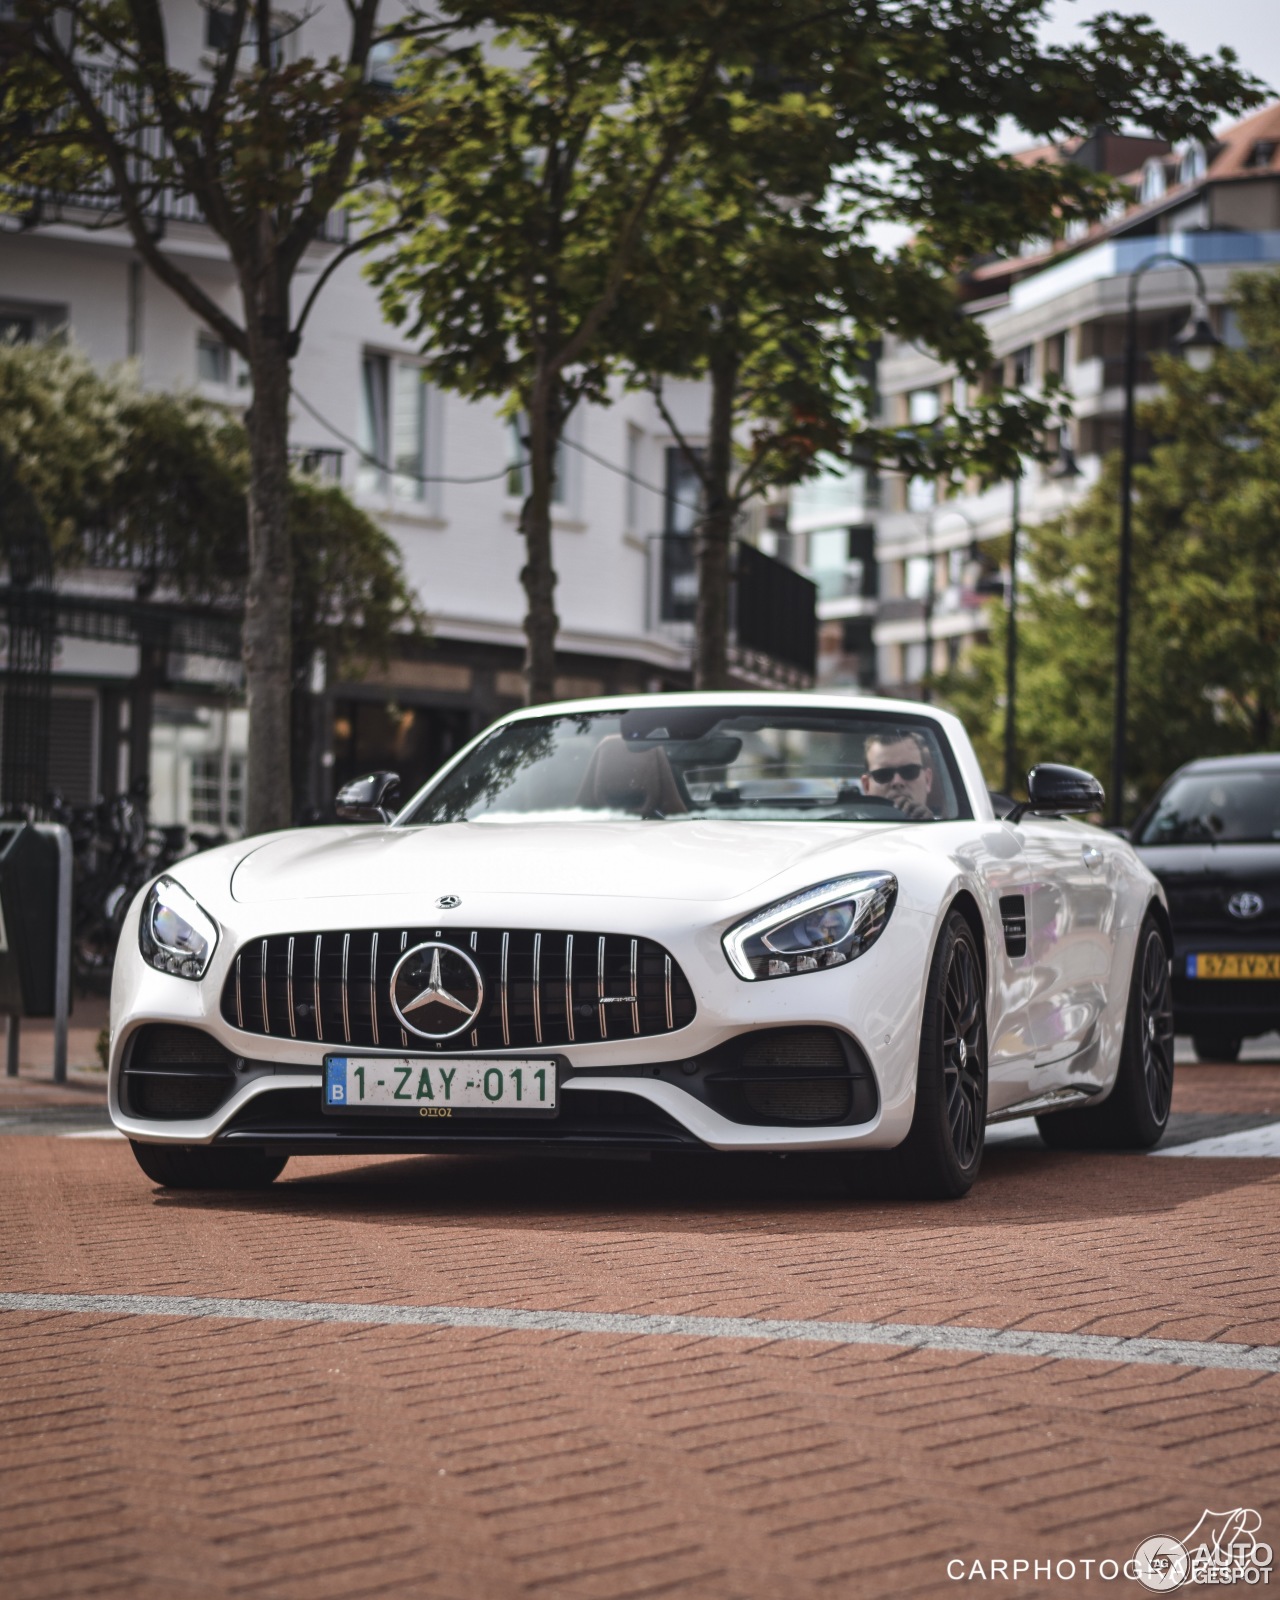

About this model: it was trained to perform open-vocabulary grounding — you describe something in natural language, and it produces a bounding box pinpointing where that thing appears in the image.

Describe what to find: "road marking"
[1154,1122,1280,1159]
[61,1129,125,1140]
[1,1291,1278,1373]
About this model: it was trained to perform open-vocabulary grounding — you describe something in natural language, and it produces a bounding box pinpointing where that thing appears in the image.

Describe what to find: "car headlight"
[139,876,219,979]
[723,872,896,981]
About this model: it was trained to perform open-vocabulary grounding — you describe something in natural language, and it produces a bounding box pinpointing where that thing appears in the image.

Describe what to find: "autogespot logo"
[944,1506,1273,1589]
[390,942,484,1040]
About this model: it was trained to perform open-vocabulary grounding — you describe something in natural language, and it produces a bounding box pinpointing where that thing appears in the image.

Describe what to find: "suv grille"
[220,927,696,1053]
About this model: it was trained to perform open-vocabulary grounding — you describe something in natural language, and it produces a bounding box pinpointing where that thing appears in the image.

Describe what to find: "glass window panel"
[357,353,388,497]
[392,360,425,501]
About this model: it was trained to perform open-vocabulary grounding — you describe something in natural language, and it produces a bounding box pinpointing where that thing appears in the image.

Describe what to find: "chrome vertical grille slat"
[286,937,296,1039]
[313,935,323,1042]
[565,934,575,1043]
[260,939,269,1035]
[532,932,543,1046]
[369,932,379,1047]
[341,932,351,1044]
[222,926,694,1051]
[500,931,510,1048]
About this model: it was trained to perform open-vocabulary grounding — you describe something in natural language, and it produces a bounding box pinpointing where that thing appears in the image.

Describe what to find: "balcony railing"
[4,61,347,244]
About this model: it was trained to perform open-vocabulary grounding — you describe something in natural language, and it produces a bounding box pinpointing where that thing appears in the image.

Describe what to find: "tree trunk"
[693,341,740,691]
[242,320,295,834]
[519,365,561,705]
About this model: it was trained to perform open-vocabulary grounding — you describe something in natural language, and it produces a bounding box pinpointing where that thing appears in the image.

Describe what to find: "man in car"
[860,729,936,820]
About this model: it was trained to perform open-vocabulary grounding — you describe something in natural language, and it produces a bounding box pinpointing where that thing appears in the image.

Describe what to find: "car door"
[1017,816,1118,1073]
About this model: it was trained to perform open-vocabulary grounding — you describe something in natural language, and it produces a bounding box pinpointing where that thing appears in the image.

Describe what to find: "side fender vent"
[999,895,1027,958]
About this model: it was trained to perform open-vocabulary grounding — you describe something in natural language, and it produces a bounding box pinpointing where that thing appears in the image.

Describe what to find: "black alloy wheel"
[1037,912,1174,1150]
[843,909,988,1200]
[942,929,986,1169]
[1138,928,1175,1125]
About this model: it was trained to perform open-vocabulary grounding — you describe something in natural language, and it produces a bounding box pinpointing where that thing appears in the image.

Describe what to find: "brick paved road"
[3,1065,1279,1600]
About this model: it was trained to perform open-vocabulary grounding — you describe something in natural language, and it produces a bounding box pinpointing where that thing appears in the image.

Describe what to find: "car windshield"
[1136,770,1280,846]
[397,707,970,825]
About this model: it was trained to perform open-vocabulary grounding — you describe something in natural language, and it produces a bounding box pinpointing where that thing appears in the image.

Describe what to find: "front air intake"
[123,1025,237,1120]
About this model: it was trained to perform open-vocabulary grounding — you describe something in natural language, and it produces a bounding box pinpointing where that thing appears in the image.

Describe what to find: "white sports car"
[110,693,1174,1199]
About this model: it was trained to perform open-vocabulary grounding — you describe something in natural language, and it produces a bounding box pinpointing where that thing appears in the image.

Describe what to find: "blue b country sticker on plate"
[325,1058,348,1105]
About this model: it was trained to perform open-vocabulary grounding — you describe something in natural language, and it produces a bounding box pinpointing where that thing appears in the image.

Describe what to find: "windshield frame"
[393,702,976,827]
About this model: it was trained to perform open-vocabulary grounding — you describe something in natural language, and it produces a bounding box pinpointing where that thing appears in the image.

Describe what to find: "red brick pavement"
[3,1127,1280,1600]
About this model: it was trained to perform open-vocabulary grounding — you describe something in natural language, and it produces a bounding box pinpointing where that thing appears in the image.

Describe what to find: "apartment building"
[0,4,814,832]
[809,103,1280,697]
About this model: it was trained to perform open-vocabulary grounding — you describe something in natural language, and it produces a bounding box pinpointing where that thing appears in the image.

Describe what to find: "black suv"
[1132,754,1280,1061]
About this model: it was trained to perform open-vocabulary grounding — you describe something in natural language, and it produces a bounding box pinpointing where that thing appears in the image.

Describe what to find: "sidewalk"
[0,994,109,1108]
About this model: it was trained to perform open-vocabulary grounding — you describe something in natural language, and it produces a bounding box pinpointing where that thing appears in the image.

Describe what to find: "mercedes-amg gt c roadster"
[110,693,1174,1199]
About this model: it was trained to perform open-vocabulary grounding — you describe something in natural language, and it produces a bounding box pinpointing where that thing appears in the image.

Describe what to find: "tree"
[617,3,1265,687]
[938,271,1280,810]
[0,0,420,830]
[362,2,830,704]
[0,339,423,812]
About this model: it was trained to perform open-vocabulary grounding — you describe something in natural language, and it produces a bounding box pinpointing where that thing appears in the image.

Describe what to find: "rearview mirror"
[335,771,401,824]
[1010,763,1105,822]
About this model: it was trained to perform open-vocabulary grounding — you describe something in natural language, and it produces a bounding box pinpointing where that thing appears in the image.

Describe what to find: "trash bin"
[0,822,62,1018]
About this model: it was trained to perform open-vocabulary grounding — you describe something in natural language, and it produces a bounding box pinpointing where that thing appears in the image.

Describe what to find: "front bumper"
[110,895,940,1153]
[1171,936,1280,1038]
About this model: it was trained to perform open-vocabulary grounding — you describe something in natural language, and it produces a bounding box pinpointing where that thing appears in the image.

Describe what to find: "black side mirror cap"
[335,771,401,824]
[1008,763,1105,822]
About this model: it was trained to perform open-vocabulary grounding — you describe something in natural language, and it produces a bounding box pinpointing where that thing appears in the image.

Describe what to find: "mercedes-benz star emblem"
[1228,891,1265,920]
[436,894,461,910]
[390,942,484,1040]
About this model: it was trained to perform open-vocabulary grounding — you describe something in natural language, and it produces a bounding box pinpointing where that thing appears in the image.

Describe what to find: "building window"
[1246,140,1277,171]
[0,298,67,344]
[1140,158,1167,204]
[197,332,231,385]
[904,556,932,602]
[358,352,427,501]
[1179,142,1207,184]
[664,445,704,534]
[205,3,296,65]
[625,423,642,531]
[190,754,245,830]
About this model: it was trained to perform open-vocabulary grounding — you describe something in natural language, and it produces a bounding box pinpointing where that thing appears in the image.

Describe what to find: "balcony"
[3,62,347,244]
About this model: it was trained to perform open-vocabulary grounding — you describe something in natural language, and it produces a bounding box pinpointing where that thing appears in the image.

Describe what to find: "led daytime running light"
[139,876,219,980]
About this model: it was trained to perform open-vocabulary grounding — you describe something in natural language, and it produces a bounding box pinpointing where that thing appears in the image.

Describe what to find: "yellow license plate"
[1188,953,1280,980]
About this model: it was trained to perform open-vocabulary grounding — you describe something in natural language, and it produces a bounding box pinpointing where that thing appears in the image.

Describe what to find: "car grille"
[123,1024,237,1120]
[220,927,697,1052]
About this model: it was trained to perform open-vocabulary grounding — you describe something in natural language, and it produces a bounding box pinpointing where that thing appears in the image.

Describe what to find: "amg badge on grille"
[390,942,485,1039]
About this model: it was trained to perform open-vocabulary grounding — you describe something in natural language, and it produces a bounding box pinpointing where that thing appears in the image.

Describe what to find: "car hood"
[229,818,914,907]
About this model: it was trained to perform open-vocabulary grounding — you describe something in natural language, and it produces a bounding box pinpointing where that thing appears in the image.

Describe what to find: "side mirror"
[335,771,401,824]
[1009,763,1105,822]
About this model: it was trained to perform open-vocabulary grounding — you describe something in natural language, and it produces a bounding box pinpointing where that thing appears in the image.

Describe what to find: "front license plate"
[1187,953,1280,980]
[323,1056,558,1116]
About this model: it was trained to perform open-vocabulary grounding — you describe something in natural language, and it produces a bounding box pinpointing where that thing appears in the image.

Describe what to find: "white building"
[803,108,1280,697]
[1,3,810,831]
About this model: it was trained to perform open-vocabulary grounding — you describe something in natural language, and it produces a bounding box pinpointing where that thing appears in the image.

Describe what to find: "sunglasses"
[867,763,924,784]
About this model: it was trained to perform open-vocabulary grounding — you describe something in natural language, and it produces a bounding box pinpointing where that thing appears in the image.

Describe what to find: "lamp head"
[1174,294,1221,372]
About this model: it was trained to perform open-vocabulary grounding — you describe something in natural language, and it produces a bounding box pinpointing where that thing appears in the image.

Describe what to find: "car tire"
[1036,914,1174,1151]
[843,909,987,1200]
[130,1141,288,1191]
[1191,1035,1242,1064]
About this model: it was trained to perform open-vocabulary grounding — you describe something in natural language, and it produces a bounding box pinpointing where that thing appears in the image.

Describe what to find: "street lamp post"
[1110,253,1220,827]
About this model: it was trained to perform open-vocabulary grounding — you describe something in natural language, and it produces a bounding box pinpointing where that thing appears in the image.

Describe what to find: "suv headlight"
[723,872,896,981]
[139,876,219,979]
